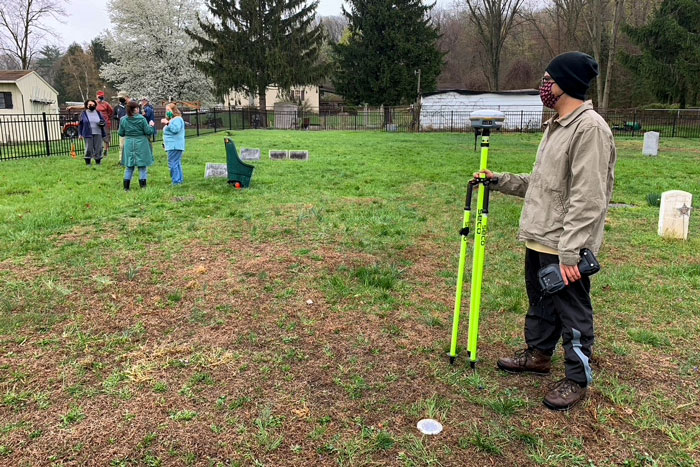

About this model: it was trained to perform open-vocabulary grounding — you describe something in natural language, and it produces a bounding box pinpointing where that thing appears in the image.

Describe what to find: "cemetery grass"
[0,130,699,466]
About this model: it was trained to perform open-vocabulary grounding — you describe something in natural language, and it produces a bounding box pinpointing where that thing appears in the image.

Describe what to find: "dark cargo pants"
[524,248,594,387]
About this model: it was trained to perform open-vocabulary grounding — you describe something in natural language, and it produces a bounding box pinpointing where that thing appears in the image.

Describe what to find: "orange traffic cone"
[71,143,77,159]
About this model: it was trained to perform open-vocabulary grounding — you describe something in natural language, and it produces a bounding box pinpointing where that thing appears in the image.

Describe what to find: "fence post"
[520,110,524,131]
[42,112,51,156]
[632,110,636,137]
[195,109,200,136]
[451,111,454,132]
[213,108,217,133]
[672,110,678,137]
[354,113,357,131]
[228,105,232,130]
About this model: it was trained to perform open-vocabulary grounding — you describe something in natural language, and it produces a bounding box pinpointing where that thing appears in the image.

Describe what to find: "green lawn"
[0,131,698,465]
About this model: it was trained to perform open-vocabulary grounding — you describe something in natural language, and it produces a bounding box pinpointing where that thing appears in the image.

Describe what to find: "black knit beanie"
[546,52,599,100]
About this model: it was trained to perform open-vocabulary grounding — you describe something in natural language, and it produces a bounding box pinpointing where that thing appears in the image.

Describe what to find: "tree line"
[0,0,698,110]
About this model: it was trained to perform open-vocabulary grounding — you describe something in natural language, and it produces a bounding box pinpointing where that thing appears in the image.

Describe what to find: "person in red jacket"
[96,91,114,157]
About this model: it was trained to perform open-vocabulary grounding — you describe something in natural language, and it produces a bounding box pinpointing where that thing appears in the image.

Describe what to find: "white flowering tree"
[100,0,214,104]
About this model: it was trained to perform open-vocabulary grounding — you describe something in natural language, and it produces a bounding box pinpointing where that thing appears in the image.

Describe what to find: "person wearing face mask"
[96,91,114,157]
[161,102,186,185]
[474,52,617,411]
[78,99,107,167]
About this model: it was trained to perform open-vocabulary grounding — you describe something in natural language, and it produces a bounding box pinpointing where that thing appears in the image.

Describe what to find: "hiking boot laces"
[513,348,537,365]
[550,379,580,398]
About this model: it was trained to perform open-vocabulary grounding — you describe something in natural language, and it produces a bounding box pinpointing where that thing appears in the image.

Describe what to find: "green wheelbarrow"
[224,137,255,188]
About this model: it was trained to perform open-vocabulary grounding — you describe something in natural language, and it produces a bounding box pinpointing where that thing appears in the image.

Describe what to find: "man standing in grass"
[477,52,617,411]
[96,91,114,157]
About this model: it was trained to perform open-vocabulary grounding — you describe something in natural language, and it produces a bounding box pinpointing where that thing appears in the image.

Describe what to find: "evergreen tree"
[35,45,63,89]
[188,0,325,111]
[332,0,444,106]
[622,0,700,108]
[89,38,114,71]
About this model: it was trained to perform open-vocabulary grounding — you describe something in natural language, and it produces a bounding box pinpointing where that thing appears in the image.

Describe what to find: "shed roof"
[423,89,539,97]
[0,70,59,96]
[0,70,33,82]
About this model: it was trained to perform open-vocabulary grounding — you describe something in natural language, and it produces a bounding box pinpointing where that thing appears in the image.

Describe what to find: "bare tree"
[600,0,625,109]
[319,15,348,44]
[464,0,525,90]
[58,44,102,102]
[0,0,65,70]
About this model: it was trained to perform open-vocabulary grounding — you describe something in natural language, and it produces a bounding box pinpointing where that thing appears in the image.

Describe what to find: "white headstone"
[270,150,288,160]
[658,190,693,240]
[289,150,309,161]
[205,163,227,178]
[643,131,660,156]
[240,148,261,161]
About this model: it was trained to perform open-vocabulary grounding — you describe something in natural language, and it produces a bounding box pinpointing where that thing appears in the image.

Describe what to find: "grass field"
[0,130,699,466]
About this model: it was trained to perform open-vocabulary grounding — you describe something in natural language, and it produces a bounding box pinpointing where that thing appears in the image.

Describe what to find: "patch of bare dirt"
[0,234,698,466]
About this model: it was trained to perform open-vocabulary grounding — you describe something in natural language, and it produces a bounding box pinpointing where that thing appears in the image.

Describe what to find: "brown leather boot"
[543,378,587,411]
[497,348,552,375]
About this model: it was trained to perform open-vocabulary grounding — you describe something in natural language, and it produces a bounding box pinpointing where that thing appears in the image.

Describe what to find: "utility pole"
[415,69,421,100]
[414,69,422,132]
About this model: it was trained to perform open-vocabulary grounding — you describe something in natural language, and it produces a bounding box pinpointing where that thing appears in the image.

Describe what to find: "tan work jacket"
[493,101,617,265]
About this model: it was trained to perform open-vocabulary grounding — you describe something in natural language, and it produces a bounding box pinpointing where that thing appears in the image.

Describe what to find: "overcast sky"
[45,0,455,47]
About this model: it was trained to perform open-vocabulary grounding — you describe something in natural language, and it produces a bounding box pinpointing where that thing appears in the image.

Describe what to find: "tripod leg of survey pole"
[449,181,476,364]
[466,131,491,368]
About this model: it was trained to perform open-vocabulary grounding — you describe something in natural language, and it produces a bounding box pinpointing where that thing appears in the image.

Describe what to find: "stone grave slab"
[270,150,288,160]
[643,131,659,156]
[205,163,227,178]
[289,150,309,161]
[240,148,261,161]
[658,190,693,240]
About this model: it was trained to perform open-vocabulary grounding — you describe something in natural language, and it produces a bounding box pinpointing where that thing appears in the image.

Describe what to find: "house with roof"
[419,89,544,131]
[0,70,61,143]
[224,85,320,112]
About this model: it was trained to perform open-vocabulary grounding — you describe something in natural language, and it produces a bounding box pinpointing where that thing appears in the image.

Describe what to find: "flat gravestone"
[643,131,659,156]
[658,190,693,240]
[270,150,288,160]
[289,150,309,161]
[205,163,227,178]
[240,148,261,161]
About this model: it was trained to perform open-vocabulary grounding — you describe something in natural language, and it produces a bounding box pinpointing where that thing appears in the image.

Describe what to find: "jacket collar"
[547,100,593,128]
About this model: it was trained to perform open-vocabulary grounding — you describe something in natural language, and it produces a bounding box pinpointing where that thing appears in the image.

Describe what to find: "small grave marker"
[205,163,227,178]
[643,131,659,156]
[289,150,309,161]
[658,190,693,240]
[240,148,261,161]
[270,150,288,160]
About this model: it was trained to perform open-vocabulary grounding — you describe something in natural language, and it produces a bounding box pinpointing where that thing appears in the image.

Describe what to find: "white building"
[420,89,544,131]
[224,85,320,112]
[0,70,61,143]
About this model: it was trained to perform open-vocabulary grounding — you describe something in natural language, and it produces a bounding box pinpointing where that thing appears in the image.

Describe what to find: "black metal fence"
[2,107,699,160]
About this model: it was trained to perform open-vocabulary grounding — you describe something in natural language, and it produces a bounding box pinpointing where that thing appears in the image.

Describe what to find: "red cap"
[97,91,105,97]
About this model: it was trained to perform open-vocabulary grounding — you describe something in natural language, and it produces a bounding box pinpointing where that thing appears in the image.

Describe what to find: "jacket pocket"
[522,181,566,230]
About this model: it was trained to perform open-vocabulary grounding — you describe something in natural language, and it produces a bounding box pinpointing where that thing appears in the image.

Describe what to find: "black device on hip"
[538,248,600,295]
